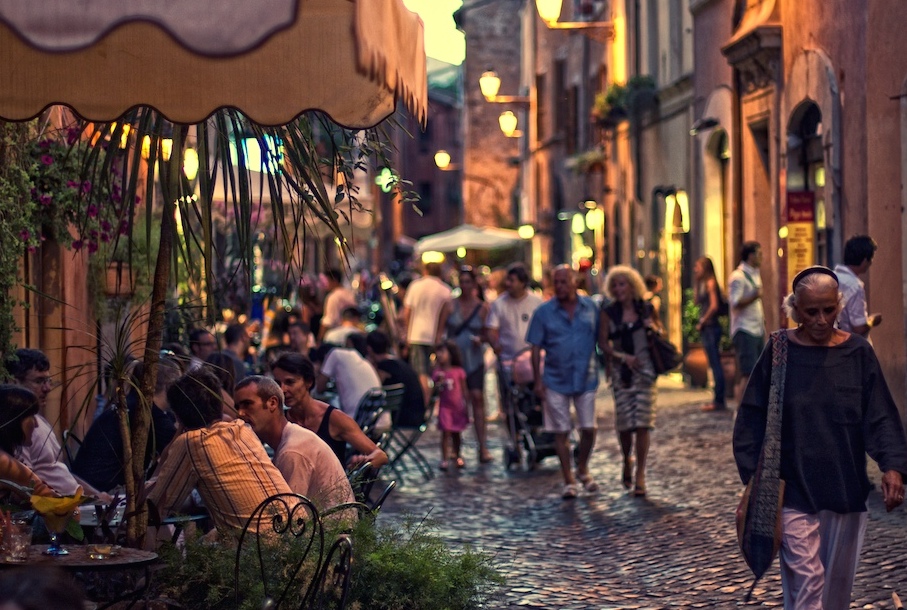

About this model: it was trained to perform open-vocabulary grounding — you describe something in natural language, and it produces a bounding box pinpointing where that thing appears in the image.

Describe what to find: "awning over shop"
[0,0,427,128]
[413,224,524,255]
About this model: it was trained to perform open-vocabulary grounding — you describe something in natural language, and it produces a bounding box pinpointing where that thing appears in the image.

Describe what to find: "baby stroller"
[498,347,558,470]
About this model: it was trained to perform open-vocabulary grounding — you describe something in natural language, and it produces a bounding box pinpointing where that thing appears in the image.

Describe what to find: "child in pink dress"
[432,341,470,470]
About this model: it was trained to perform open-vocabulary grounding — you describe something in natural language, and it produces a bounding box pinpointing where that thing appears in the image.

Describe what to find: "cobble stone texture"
[380,376,907,609]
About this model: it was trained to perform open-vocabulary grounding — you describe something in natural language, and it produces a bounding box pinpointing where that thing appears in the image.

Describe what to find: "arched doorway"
[786,101,830,266]
[703,129,730,283]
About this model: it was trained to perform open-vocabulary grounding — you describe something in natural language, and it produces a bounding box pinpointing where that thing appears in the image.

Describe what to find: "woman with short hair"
[734,266,907,608]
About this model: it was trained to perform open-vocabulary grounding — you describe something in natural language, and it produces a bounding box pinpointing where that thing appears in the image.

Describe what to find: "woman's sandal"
[479,452,494,464]
[439,460,449,471]
[455,457,466,469]
[633,481,647,497]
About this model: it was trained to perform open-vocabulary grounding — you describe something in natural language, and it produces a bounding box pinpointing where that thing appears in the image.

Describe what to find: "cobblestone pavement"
[380,376,907,609]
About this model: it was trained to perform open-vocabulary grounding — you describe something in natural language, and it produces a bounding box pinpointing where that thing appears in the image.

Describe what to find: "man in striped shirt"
[146,368,291,535]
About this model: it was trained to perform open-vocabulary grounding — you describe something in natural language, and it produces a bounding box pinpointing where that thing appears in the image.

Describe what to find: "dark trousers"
[701,325,725,406]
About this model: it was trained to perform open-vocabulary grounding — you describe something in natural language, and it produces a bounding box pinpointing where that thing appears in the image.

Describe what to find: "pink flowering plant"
[26,126,130,254]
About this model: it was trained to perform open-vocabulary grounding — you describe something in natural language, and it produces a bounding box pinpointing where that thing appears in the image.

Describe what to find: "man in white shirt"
[486,263,543,363]
[311,344,382,419]
[834,235,881,338]
[727,241,765,403]
[235,375,354,508]
[6,348,102,497]
[400,261,451,401]
[319,269,357,342]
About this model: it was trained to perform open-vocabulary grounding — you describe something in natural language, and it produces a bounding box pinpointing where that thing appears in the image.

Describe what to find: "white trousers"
[780,507,867,610]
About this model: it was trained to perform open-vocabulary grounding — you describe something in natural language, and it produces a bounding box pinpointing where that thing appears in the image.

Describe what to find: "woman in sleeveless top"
[435,266,492,463]
[694,256,726,412]
[271,353,387,468]
[598,266,657,498]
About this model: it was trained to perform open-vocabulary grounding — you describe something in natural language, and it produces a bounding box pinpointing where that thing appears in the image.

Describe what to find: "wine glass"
[41,510,72,556]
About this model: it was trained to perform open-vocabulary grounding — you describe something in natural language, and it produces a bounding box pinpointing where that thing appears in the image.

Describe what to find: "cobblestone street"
[380,376,907,609]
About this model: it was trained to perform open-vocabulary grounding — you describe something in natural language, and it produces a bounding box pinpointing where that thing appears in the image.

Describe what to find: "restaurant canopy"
[414,224,524,255]
[0,0,427,128]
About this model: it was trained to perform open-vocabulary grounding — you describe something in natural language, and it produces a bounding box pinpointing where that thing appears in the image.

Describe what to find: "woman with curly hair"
[598,265,658,497]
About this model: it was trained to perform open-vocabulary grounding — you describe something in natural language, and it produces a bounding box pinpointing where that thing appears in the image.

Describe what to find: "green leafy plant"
[683,288,733,350]
[154,514,504,610]
[682,288,701,345]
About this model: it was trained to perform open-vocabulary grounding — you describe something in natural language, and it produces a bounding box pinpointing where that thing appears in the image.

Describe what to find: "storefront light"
[571,213,586,235]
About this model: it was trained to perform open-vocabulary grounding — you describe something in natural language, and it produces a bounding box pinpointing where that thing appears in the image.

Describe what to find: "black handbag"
[646,328,682,375]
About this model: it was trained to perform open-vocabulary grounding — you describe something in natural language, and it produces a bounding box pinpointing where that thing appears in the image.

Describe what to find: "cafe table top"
[0,545,157,571]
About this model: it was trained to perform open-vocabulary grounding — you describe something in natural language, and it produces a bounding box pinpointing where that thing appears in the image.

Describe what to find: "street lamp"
[498,111,522,138]
[478,69,529,104]
[434,149,453,170]
[535,0,614,37]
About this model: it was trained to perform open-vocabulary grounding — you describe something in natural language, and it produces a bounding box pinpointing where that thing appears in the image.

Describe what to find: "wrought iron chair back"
[355,388,390,443]
[381,383,405,421]
[235,493,353,610]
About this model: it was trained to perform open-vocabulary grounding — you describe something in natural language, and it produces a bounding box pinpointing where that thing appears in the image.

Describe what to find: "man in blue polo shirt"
[527,265,600,499]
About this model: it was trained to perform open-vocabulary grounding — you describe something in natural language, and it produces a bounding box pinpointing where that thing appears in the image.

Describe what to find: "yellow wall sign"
[786,191,815,282]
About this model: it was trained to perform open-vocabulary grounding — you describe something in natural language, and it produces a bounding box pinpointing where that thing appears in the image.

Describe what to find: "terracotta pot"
[683,343,708,388]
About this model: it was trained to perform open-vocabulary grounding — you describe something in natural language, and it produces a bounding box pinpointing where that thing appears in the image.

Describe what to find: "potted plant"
[681,289,708,387]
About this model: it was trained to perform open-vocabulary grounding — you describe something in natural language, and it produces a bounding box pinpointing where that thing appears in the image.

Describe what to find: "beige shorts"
[543,389,596,433]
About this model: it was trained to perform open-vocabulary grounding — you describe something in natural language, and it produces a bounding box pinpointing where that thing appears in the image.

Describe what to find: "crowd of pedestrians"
[2,238,905,609]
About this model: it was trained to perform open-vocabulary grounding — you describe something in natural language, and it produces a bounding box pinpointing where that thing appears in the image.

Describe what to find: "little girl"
[432,341,470,470]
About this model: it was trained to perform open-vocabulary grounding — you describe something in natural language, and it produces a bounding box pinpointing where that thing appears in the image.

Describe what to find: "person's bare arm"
[435,300,452,345]
[531,345,545,399]
[316,372,330,394]
[330,411,388,468]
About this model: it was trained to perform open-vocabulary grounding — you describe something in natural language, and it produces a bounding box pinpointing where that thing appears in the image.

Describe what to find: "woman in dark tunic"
[733,266,907,609]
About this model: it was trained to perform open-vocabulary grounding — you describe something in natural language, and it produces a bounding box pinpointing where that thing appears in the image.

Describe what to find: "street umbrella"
[414,224,524,255]
[0,0,427,127]
[0,0,426,546]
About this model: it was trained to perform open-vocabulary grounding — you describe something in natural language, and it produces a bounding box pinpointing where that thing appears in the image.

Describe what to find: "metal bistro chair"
[235,493,354,610]
[354,387,388,443]
[386,382,439,483]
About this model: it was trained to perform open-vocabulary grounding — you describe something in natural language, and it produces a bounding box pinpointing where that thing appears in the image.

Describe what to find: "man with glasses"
[4,348,102,497]
[188,328,218,371]
[835,235,881,338]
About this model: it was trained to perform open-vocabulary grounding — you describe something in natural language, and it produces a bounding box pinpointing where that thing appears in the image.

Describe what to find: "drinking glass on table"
[1,520,32,563]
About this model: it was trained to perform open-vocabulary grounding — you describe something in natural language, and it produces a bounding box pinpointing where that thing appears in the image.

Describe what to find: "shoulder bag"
[736,329,787,599]
[645,328,682,375]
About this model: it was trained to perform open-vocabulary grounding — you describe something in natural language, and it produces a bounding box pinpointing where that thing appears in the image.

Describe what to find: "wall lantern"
[664,189,690,234]
[535,0,614,36]
[434,149,452,170]
[498,111,519,137]
[571,212,586,235]
[478,68,529,104]
[518,224,535,239]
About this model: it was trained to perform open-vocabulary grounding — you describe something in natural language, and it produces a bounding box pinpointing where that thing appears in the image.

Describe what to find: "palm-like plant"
[16,107,398,545]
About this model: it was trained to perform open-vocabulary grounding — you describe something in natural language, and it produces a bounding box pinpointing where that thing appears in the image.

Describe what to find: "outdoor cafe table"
[0,545,158,608]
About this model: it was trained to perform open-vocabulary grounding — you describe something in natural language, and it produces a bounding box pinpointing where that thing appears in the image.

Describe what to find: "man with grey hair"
[234,375,354,507]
